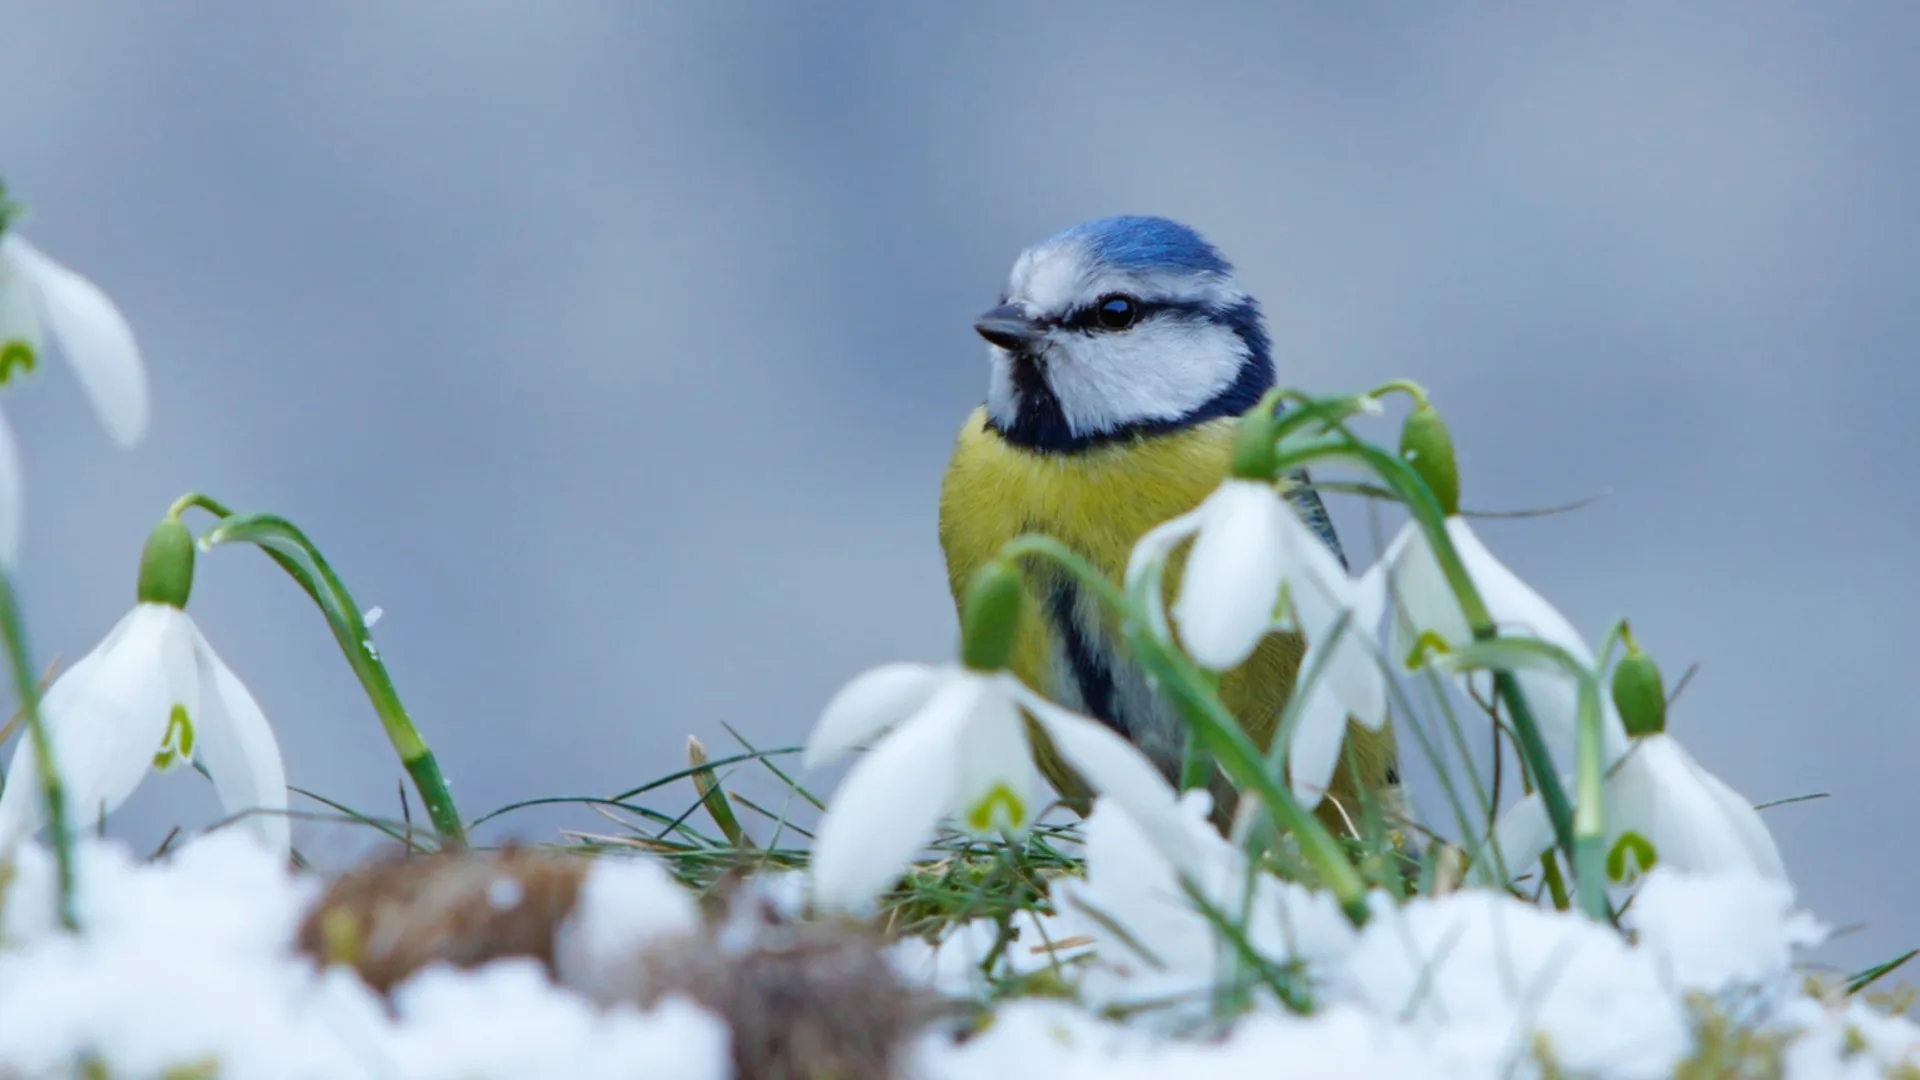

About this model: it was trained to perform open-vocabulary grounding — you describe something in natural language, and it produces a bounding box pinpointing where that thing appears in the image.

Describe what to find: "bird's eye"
[1094,294,1139,331]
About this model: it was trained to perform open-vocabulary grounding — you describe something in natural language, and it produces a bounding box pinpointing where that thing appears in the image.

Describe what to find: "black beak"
[974,303,1043,352]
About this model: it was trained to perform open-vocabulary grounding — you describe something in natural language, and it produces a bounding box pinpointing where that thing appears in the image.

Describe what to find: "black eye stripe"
[1058,296,1216,332]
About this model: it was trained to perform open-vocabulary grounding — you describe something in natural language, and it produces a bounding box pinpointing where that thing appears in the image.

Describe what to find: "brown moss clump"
[632,875,948,1080]
[297,846,588,993]
[299,852,948,1078]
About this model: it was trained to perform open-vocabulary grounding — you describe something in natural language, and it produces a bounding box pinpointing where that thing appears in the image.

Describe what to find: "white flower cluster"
[895,795,1914,1078]
[0,224,292,859]
[0,830,1909,1079]
[805,467,1786,910]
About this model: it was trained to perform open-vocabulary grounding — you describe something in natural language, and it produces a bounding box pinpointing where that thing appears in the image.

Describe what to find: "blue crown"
[1052,215,1233,276]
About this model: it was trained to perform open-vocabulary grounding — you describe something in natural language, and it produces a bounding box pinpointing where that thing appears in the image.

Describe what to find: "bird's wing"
[1282,467,1347,571]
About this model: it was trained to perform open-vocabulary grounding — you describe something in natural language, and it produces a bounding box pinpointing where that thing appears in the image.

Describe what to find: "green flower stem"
[169,494,323,613]
[1273,436,1580,875]
[1571,675,1609,920]
[1437,637,1609,922]
[1364,379,1433,411]
[1177,722,1211,794]
[996,535,1372,927]
[193,506,466,849]
[1264,391,1380,446]
[0,572,78,930]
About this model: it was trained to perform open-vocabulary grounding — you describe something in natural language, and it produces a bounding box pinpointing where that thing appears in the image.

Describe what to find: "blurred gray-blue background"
[2,4,1914,972]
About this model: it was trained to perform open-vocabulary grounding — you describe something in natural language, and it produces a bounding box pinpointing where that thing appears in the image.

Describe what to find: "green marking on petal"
[963,782,1026,834]
[1405,629,1452,670]
[153,704,196,770]
[1606,830,1657,885]
[0,341,35,387]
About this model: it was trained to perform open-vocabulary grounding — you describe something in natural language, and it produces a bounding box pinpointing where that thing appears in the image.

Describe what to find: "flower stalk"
[1270,425,1580,878]
[0,571,77,930]
[996,534,1372,926]
[182,495,466,849]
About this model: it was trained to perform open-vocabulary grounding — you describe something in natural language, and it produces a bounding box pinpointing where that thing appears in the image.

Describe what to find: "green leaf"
[201,512,465,848]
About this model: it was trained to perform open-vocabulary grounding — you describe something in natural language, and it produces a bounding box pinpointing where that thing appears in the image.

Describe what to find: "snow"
[0,829,1913,1078]
[551,852,700,1006]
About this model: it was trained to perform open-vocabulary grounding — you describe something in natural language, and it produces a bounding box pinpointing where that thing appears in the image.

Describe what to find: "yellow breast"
[938,405,1236,597]
[936,406,1396,832]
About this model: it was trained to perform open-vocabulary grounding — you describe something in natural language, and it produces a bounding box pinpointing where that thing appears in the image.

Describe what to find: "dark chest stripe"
[1044,579,1123,738]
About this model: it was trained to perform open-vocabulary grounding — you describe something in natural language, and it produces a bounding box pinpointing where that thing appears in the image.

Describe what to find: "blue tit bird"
[937,215,1399,834]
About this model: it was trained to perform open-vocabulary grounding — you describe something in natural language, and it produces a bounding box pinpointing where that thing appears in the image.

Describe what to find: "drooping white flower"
[1132,478,1388,806]
[1056,790,1357,1015]
[0,232,150,565]
[1490,732,1786,884]
[804,662,1193,911]
[1358,515,1629,769]
[0,603,290,856]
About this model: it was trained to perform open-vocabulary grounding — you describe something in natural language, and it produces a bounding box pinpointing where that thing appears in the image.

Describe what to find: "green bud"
[960,560,1025,672]
[1611,643,1667,737]
[136,519,196,609]
[0,178,17,235]
[1228,396,1281,480]
[1399,404,1460,517]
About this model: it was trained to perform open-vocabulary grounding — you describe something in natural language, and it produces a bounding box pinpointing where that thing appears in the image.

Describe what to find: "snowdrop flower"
[805,660,1190,912]
[1132,475,1388,806]
[1491,731,1786,884]
[1056,791,1356,1015]
[0,520,288,855]
[1361,403,1629,768]
[805,559,1195,911]
[0,220,151,565]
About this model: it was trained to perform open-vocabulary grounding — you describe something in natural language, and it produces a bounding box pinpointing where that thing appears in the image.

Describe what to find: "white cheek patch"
[1044,319,1249,437]
[987,233,1262,440]
[985,350,1020,428]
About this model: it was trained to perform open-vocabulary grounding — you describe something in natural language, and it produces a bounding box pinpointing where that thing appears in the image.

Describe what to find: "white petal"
[1063,792,1218,976]
[1487,791,1556,878]
[1619,737,1784,880]
[1280,509,1358,638]
[949,682,1036,835]
[1308,623,1389,734]
[1,236,148,447]
[1286,680,1350,808]
[1125,507,1203,644]
[1124,506,1202,592]
[0,241,46,357]
[1173,481,1290,670]
[0,605,176,849]
[190,625,290,855]
[1352,555,1389,633]
[1378,523,1469,668]
[1693,763,1788,882]
[804,662,941,768]
[1012,682,1201,880]
[1447,518,1593,666]
[1447,519,1628,762]
[809,678,971,911]
[0,409,20,567]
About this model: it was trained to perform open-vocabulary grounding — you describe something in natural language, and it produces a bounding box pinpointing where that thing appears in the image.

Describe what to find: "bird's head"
[975,215,1273,453]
